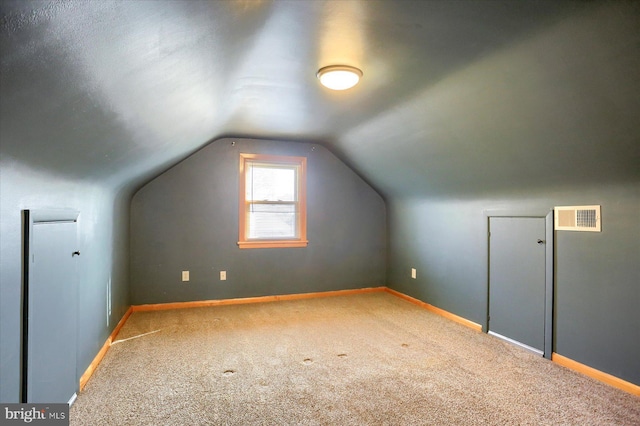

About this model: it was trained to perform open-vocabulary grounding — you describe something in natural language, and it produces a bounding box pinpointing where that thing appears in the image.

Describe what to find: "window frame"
[238,153,308,249]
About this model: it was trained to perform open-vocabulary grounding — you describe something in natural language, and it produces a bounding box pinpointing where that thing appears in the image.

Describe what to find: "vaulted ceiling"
[1,0,639,199]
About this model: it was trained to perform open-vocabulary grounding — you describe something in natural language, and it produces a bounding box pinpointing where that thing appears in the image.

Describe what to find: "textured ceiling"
[1,0,638,199]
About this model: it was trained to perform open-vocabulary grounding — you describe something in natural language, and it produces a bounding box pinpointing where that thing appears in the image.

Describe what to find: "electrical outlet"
[220,271,226,281]
[182,270,190,282]
[411,268,417,279]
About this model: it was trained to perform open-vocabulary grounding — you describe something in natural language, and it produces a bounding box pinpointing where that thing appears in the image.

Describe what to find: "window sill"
[237,240,308,249]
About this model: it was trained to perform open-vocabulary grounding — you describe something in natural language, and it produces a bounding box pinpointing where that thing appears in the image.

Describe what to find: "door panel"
[27,221,78,403]
[489,217,546,353]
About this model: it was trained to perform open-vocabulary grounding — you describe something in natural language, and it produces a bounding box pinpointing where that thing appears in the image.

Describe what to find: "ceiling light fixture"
[317,65,362,90]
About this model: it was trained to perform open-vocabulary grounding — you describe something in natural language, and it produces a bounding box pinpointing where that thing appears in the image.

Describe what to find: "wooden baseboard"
[132,287,387,312]
[79,289,638,399]
[81,286,484,391]
[79,287,385,391]
[79,306,133,390]
[384,288,483,332]
[552,353,640,396]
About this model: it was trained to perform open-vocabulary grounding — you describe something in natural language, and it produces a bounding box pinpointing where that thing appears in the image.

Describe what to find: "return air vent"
[554,205,601,232]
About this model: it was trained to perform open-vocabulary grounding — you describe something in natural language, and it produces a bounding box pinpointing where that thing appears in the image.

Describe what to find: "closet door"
[489,217,546,355]
[25,211,79,404]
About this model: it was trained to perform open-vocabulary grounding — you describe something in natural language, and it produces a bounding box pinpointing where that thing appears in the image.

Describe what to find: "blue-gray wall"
[0,159,130,402]
[388,182,640,385]
[2,0,637,406]
[130,138,387,304]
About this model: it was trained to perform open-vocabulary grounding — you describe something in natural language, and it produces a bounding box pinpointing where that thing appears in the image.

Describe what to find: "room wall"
[388,182,640,386]
[130,138,387,304]
[0,159,130,402]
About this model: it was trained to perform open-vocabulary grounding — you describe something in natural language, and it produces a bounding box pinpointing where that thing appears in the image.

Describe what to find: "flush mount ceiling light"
[317,65,362,90]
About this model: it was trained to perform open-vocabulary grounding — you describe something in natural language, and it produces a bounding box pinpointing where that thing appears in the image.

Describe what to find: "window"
[238,153,307,249]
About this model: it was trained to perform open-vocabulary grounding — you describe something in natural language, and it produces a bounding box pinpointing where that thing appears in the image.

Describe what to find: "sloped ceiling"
[1,0,639,199]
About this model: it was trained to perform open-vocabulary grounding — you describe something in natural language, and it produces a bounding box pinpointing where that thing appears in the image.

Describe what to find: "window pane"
[247,165,296,202]
[238,153,307,248]
[249,203,297,239]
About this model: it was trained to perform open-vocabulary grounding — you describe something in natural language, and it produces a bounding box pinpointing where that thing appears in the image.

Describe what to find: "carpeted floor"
[70,292,640,425]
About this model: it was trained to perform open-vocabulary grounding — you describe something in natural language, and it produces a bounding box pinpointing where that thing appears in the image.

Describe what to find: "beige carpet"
[70,292,639,425]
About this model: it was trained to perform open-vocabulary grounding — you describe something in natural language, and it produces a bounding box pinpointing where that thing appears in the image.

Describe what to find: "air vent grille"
[554,205,601,232]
